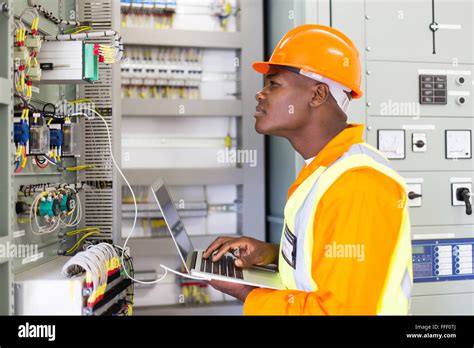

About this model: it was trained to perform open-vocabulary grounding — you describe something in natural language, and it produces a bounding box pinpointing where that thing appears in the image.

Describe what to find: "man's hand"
[208,279,256,302]
[203,236,279,268]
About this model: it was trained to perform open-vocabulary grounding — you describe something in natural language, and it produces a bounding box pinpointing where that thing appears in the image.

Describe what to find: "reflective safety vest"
[278,142,413,314]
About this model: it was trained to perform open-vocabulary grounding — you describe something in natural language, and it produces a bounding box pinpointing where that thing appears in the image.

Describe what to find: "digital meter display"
[412,245,425,254]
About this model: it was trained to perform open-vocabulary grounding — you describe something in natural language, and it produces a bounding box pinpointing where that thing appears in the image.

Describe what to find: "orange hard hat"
[253,24,363,99]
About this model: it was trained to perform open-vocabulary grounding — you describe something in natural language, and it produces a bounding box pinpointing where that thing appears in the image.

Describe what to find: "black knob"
[456,187,472,216]
[15,201,30,215]
[408,191,422,200]
[415,140,425,148]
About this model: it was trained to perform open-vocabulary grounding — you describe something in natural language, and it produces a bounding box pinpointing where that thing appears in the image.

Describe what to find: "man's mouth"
[254,106,266,117]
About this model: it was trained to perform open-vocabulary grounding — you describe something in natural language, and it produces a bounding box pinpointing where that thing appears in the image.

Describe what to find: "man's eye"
[270,80,278,86]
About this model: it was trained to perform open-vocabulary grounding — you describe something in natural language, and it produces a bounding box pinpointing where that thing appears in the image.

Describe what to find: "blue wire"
[44,156,59,166]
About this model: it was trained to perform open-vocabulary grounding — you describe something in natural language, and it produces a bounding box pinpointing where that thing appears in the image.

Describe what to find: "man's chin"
[255,123,280,136]
[255,120,271,135]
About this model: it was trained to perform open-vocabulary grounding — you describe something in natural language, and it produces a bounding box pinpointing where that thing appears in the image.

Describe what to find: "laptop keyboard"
[195,252,243,280]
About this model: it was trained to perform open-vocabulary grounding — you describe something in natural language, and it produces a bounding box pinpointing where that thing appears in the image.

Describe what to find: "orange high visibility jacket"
[243,124,412,315]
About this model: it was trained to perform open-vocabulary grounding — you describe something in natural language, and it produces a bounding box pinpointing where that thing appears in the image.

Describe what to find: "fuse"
[62,123,79,157]
[25,35,42,49]
[29,124,50,155]
[26,64,42,81]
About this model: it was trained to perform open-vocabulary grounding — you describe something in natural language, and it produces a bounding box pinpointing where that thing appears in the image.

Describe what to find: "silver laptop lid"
[151,177,194,272]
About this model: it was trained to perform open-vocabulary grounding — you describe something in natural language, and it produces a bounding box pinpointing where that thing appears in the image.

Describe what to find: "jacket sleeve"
[243,168,405,315]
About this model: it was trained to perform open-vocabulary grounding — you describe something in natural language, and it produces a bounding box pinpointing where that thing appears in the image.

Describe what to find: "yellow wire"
[67,231,101,254]
[66,227,100,236]
[21,152,27,168]
[68,99,92,104]
[64,26,92,34]
[65,164,96,171]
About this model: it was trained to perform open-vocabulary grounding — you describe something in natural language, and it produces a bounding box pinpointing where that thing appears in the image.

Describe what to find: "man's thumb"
[235,257,251,268]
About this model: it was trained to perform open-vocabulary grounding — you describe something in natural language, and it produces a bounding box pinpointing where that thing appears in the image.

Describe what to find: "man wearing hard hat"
[204,24,412,315]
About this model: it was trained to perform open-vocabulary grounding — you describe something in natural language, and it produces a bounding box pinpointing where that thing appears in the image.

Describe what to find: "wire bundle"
[62,243,134,314]
[19,7,41,98]
[64,228,101,255]
[94,43,119,64]
[43,31,124,63]
[27,0,83,27]
[14,20,28,99]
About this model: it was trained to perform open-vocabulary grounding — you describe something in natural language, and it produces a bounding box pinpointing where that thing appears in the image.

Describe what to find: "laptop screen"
[153,182,193,265]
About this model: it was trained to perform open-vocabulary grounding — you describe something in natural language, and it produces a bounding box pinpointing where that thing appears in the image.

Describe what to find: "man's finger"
[212,240,242,261]
[234,257,247,268]
[203,237,233,258]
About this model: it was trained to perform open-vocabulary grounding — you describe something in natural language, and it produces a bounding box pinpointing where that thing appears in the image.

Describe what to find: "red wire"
[14,162,24,174]
[35,156,49,169]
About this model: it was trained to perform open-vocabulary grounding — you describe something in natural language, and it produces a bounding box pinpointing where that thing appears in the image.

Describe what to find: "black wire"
[35,155,47,165]
[42,102,56,114]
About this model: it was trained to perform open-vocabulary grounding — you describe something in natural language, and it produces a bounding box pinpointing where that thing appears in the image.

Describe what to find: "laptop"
[150,177,285,290]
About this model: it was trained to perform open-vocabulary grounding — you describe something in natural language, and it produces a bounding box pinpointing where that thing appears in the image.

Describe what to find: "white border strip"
[402,124,435,130]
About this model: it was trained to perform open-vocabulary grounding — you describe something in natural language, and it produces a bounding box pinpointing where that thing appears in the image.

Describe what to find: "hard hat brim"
[252,61,307,75]
[252,61,363,99]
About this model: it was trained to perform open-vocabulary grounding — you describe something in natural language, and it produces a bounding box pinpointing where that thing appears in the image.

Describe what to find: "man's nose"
[255,89,265,101]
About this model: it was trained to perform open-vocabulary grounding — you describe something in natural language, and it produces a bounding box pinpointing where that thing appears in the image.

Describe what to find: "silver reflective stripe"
[401,267,413,299]
[293,180,319,291]
[340,143,394,170]
[291,142,396,291]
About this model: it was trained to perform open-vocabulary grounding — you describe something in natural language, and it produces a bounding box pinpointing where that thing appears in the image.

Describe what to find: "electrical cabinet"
[0,0,125,315]
[118,0,264,309]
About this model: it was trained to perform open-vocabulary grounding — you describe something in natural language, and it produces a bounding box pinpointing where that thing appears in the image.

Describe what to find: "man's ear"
[309,83,330,108]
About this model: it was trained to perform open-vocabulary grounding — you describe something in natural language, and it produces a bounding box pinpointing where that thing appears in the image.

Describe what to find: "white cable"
[160,264,210,281]
[77,107,206,285]
[19,6,39,27]
[62,253,99,292]
[77,108,142,284]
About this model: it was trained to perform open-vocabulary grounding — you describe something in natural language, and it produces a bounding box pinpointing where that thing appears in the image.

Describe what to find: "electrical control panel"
[360,0,474,314]
[0,0,127,315]
[413,239,474,282]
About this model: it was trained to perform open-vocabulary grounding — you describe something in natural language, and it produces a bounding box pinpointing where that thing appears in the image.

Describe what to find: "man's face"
[254,66,315,137]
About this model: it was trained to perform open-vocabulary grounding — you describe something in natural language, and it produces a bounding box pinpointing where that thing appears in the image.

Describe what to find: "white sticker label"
[31,86,40,94]
[448,91,470,96]
[450,177,472,183]
[437,24,462,30]
[405,178,424,184]
[402,124,435,130]
[13,230,25,239]
[413,233,456,240]
[418,69,471,76]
